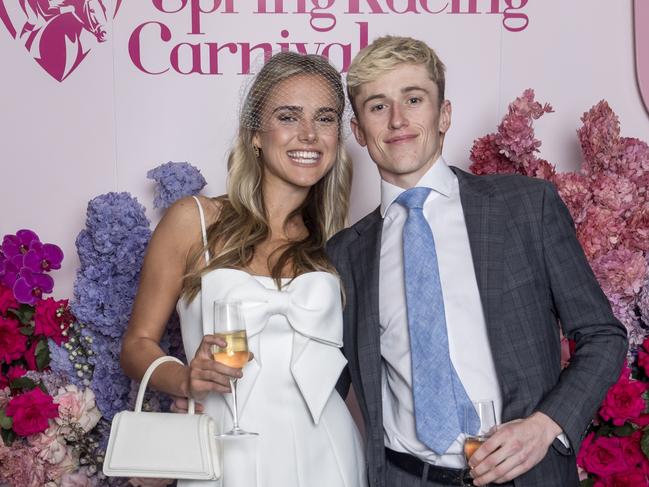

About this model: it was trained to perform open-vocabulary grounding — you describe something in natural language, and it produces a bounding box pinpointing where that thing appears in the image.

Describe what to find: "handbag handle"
[135,356,196,415]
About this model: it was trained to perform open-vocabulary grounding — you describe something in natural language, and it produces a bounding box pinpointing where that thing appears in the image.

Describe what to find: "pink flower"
[469,134,516,176]
[23,339,39,370]
[0,283,18,314]
[61,469,98,487]
[0,441,48,487]
[599,367,648,426]
[590,247,647,298]
[0,315,28,362]
[34,297,71,345]
[577,206,627,260]
[578,100,622,175]
[617,137,649,179]
[577,433,628,477]
[554,172,592,224]
[7,364,27,382]
[54,385,101,434]
[591,173,639,213]
[28,426,70,465]
[13,267,54,305]
[600,472,649,486]
[620,431,649,472]
[5,387,59,436]
[624,203,649,253]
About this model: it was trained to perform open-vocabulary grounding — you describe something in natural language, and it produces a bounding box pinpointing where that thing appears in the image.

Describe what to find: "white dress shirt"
[379,157,503,468]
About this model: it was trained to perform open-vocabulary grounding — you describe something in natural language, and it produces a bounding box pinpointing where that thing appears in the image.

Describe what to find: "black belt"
[385,448,473,486]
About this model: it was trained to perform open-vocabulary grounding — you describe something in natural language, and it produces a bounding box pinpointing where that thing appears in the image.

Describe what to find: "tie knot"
[396,187,431,210]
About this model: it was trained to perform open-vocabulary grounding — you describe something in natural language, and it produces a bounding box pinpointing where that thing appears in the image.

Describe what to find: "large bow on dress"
[200,268,347,424]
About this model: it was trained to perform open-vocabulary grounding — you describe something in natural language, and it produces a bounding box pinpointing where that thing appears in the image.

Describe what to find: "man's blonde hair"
[346,36,446,115]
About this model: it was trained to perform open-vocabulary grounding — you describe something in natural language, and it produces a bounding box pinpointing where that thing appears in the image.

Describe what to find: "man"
[328,36,627,487]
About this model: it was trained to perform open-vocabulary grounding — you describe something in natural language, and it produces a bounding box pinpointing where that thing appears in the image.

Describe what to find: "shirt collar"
[380,157,455,218]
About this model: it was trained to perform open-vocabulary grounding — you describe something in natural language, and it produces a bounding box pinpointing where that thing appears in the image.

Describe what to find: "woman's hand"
[170,396,204,414]
[187,334,244,401]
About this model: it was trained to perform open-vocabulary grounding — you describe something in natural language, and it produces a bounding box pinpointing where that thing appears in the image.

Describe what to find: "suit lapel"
[348,208,384,426]
[453,168,513,399]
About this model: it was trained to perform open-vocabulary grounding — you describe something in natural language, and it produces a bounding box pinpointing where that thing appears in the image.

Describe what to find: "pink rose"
[620,431,649,472]
[0,315,28,362]
[0,283,18,314]
[23,339,39,370]
[55,385,101,434]
[7,364,27,382]
[34,297,70,345]
[577,433,627,477]
[599,368,648,426]
[5,387,59,436]
[28,426,69,465]
[601,472,648,486]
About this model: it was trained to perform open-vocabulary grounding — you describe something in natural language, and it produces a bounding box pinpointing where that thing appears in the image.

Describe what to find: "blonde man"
[328,36,626,487]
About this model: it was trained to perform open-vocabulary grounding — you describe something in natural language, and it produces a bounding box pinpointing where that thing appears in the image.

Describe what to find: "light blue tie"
[396,187,479,454]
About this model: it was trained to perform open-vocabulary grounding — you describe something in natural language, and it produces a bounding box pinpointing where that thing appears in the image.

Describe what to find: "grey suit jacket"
[327,167,628,487]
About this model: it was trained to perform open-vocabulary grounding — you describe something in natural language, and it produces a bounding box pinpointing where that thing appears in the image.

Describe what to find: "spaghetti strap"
[191,196,211,265]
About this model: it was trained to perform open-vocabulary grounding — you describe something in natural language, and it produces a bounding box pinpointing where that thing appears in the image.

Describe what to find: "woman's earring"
[253,145,260,158]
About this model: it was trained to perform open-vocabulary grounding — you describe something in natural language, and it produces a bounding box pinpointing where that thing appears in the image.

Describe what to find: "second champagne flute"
[212,300,257,437]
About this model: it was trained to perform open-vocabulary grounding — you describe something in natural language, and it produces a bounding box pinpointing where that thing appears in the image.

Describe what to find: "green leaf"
[580,479,595,487]
[9,377,36,391]
[597,424,613,436]
[613,423,636,437]
[0,427,15,446]
[19,325,34,336]
[9,304,34,325]
[642,430,649,459]
[35,339,50,370]
[0,410,13,430]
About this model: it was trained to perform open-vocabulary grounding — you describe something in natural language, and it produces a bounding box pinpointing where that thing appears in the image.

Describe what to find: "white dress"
[176,197,366,487]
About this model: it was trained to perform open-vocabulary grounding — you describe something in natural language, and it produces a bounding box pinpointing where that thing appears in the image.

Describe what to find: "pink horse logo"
[1,0,121,81]
[637,0,649,116]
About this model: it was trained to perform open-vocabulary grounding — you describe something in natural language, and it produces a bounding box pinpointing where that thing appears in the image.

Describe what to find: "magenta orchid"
[13,268,54,305]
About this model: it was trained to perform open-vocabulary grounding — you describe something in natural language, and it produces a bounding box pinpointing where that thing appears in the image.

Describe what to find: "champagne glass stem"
[230,378,241,432]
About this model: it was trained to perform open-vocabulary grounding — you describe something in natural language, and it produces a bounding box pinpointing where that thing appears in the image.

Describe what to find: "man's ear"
[350,117,367,147]
[439,100,452,135]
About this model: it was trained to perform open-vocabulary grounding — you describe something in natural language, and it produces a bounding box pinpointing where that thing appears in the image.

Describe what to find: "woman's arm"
[120,196,241,400]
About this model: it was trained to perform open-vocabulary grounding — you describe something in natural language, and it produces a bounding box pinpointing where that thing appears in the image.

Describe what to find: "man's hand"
[469,412,562,485]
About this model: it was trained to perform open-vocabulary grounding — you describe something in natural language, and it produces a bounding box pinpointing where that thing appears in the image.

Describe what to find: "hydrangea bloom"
[147,161,207,209]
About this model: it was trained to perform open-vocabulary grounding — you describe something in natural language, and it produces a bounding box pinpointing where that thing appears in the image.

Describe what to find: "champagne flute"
[463,400,497,486]
[211,300,257,437]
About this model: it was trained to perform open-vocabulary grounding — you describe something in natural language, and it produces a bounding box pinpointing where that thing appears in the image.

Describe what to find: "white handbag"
[103,356,221,480]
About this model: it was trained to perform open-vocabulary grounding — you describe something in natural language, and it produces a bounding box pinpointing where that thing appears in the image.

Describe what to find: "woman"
[120,52,366,486]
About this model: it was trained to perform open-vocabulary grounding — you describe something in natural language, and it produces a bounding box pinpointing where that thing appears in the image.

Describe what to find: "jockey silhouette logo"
[1,0,122,81]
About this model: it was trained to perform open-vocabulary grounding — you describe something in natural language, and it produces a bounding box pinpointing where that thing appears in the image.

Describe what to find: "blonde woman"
[120,52,366,487]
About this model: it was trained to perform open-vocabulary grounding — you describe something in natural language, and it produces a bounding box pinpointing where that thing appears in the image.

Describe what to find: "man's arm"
[470,181,627,485]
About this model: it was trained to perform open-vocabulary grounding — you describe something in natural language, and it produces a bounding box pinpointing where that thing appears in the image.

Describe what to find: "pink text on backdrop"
[128,20,369,74]
[132,0,529,76]
[150,0,528,34]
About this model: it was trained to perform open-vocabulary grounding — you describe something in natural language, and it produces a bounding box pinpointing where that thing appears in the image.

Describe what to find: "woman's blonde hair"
[182,52,352,299]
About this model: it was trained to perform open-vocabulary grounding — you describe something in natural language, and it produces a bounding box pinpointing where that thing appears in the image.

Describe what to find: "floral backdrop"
[470,90,649,486]
[0,162,205,486]
[1,95,648,485]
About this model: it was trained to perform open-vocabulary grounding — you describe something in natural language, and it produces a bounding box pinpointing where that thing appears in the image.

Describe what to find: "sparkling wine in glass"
[212,300,257,437]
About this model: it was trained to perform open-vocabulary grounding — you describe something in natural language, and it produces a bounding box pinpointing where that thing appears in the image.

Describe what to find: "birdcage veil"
[237,50,353,140]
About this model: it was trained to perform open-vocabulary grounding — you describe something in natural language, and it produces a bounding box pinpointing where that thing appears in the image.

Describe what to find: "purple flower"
[1,229,40,259]
[12,268,54,304]
[147,161,207,209]
[0,254,22,288]
[23,241,63,273]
